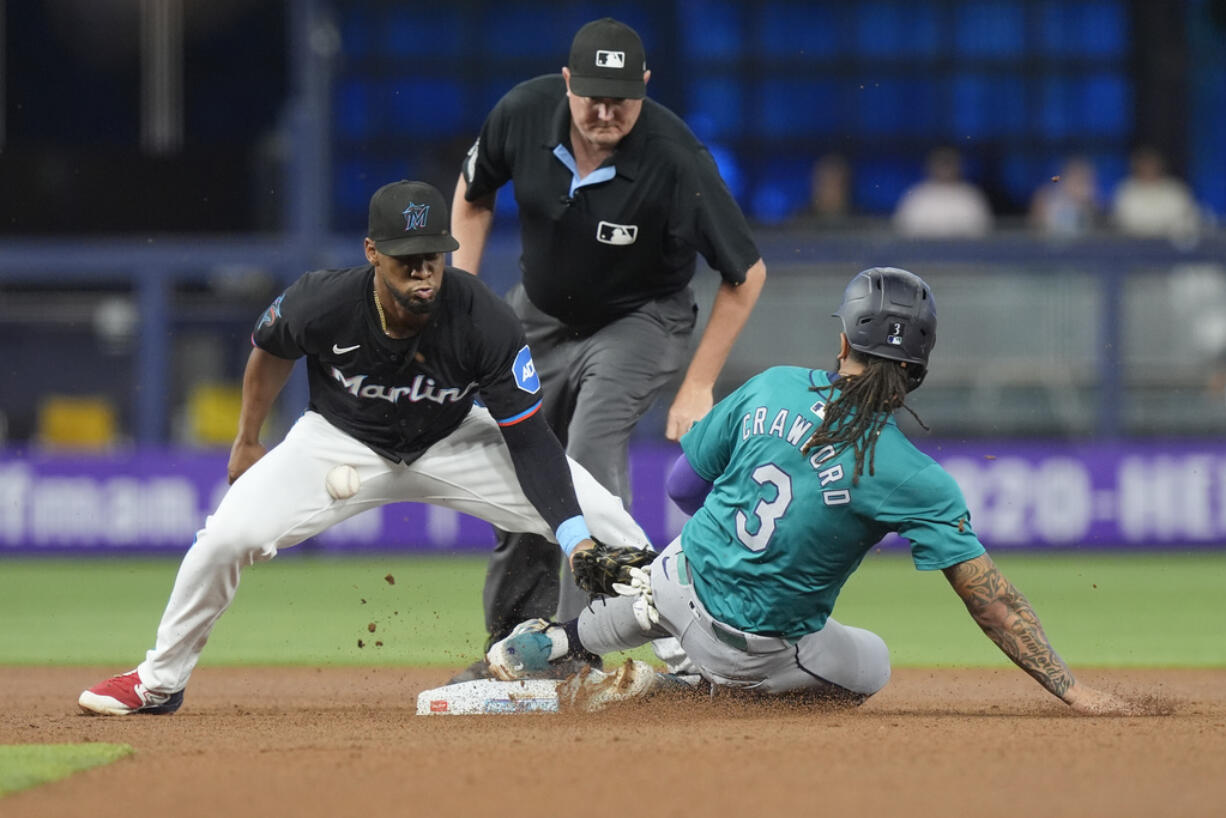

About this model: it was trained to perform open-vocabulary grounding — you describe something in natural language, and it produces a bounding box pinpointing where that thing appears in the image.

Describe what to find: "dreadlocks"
[800,352,928,484]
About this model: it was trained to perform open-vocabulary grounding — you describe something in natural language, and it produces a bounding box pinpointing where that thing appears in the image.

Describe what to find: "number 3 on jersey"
[735,464,793,551]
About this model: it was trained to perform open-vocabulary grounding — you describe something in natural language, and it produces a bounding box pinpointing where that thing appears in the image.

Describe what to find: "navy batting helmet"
[834,267,936,391]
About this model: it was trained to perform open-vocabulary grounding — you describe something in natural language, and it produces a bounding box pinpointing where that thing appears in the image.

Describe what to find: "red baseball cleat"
[78,670,184,716]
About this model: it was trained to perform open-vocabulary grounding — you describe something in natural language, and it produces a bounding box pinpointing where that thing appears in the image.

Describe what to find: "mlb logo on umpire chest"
[597,221,638,246]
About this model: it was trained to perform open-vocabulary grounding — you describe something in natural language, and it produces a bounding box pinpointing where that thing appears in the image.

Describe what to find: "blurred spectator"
[1029,156,1102,238]
[793,153,853,229]
[1111,147,1201,239]
[893,147,993,237]
[1169,263,1226,402]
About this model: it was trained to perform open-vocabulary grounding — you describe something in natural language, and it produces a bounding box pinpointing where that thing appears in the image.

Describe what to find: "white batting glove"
[610,565,650,597]
[611,566,659,631]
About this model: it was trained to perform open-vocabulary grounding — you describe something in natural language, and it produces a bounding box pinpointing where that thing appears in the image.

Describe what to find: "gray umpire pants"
[481,283,696,644]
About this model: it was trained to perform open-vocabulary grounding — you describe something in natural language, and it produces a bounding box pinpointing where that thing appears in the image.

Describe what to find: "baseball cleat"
[486,618,555,680]
[78,670,184,716]
[557,659,660,713]
[483,619,603,682]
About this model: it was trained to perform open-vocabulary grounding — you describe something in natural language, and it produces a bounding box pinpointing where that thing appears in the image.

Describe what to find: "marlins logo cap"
[367,180,460,256]
[567,18,647,100]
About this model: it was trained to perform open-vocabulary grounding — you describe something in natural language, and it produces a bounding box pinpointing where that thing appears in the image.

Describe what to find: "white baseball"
[325,464,361,500]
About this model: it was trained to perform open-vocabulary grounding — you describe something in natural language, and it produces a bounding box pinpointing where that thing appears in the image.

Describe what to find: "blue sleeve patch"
[512,345,541,394]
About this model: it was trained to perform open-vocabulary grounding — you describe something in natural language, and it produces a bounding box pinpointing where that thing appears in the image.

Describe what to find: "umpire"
[450,17,766,678]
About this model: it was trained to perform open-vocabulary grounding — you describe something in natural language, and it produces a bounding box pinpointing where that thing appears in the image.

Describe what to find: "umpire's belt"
[676,551,794,655]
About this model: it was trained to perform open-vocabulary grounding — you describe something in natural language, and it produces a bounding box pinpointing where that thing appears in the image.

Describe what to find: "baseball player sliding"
[486,267,1144,716]
[78,180,652,716]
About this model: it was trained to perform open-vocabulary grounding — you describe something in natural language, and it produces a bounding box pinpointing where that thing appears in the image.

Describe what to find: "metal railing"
[4,229,1225,444]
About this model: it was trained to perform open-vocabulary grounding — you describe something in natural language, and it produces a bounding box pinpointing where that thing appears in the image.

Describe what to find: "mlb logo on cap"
[595,50,625,68]
[568,18,647,100]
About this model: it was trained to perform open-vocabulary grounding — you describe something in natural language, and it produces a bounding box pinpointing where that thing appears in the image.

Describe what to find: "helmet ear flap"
[902,363,927,392]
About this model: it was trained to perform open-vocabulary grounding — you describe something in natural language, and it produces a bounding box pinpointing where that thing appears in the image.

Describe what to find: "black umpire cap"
[568,18,647,99]
[367,180,460,256]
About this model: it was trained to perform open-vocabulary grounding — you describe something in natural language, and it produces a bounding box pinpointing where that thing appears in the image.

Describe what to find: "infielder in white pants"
[78,180,670,716]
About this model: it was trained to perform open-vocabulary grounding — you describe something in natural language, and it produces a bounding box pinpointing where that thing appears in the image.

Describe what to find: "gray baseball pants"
[577,538,892,697]
[481,283,696,643]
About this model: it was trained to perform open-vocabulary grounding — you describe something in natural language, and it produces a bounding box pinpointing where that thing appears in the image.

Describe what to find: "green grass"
[1,550,1223,668]
[0,552,491,668]
[838,550,1226,667]
[0,744,133,796]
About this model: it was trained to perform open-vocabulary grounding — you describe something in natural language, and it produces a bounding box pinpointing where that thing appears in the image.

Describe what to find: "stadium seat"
[184,382,243,447]
[36,395,119,450]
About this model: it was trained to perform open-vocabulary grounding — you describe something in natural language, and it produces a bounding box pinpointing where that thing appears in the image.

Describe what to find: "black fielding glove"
[571,538,657,596]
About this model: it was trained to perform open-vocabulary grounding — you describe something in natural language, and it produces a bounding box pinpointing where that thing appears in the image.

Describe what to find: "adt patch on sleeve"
[512,345,541,394]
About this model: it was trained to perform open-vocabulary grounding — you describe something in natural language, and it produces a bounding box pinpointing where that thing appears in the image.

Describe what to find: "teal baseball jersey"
[679,366,985,640]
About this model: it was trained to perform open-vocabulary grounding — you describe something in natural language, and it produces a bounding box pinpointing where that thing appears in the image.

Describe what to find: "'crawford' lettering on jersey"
[330,367,478,405]
[739,402,851,506]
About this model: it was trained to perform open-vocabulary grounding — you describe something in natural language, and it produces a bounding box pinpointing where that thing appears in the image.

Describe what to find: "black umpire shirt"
[463,74,761,330]
[252,266,544,463]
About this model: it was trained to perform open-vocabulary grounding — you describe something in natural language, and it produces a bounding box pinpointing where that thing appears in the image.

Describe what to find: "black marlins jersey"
[463,74,761,329]
[252,266,543,462]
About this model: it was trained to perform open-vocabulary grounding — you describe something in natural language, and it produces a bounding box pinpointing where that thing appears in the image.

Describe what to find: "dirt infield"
[2,666,1223,817]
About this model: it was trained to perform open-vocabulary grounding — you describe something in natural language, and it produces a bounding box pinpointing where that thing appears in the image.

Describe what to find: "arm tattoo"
[944,555,1074,700]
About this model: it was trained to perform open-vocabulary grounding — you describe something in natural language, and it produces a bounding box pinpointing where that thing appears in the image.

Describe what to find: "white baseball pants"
[138,407,650,693]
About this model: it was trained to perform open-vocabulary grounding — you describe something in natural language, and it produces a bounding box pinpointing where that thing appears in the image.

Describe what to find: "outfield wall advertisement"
[2,441,1225,553]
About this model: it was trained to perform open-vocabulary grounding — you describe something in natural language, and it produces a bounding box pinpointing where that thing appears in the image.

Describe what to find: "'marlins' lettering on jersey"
[740,400,851,507]
[330,367,478,405]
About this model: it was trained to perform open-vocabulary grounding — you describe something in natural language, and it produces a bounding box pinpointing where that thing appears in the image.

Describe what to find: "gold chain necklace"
[372,284,392,336]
